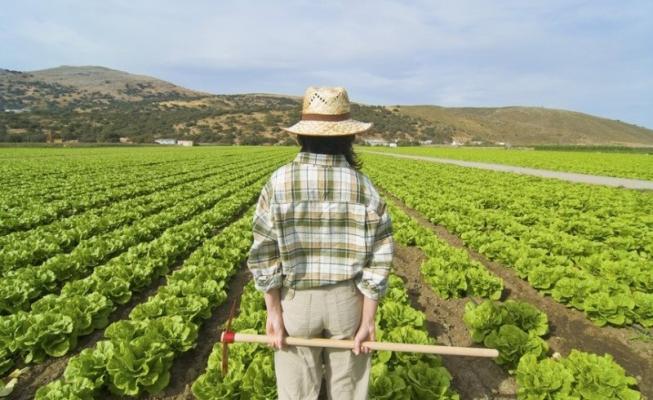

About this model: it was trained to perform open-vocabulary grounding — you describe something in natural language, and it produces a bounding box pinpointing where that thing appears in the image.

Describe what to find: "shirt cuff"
[355,277,388,301]
[254,272,283,293]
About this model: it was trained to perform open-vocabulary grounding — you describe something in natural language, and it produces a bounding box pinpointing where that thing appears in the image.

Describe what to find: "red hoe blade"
[221,300,238,375]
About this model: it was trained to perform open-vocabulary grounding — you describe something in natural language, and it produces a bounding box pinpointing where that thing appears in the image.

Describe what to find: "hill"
[0,66,206,110]
[0,66,443,145]
[396,105,653,146]
[28,65,207,100]
[1,65,652,146]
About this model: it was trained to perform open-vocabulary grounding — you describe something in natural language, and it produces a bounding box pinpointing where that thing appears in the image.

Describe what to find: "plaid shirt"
[247,152,393,300]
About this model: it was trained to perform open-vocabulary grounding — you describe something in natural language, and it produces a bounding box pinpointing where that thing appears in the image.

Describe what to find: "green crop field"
[366,146,653,180]
[0,146,650,399]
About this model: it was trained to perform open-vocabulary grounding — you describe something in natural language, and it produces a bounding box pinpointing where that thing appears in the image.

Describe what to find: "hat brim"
[282,119,373,136]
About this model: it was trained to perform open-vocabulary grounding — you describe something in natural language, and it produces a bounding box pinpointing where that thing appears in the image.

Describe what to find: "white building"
[177,140,194,147]
[155,138,177,145]
[364,139,390,146]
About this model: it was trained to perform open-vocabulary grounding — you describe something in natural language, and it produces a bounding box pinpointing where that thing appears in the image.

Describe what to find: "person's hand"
[266,310,286,350]
[353,318,375,355]
[263,288,285,350]
[353,294,378,355]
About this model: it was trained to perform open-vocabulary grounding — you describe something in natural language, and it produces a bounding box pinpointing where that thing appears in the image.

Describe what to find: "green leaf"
[483,325,548,370]
[462,300,506,343]
[502,300,549,337]
[516,354,574,399]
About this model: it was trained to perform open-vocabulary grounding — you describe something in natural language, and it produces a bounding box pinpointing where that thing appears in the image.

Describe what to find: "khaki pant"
[275,279,371,400]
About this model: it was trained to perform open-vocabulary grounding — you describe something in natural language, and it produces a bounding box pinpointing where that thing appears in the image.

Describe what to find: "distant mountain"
[396,105,653,146]
[0,66,443,145]
[0,65,205,109]
[1,65,652,146]
[29,65,207,99]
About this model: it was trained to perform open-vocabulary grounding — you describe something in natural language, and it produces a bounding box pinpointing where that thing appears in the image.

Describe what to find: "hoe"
[217,303,499,375]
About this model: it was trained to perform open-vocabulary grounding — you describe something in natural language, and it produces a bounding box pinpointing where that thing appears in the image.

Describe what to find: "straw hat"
[282,86,373,136]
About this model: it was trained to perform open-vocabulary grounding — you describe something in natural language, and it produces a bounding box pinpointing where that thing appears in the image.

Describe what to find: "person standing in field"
[247,86,394,399]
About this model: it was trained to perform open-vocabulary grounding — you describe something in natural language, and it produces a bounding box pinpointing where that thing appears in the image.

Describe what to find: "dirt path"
[362,151,653,190]
[16,200,650,399]
[12,273,172,400]
[145,266,252,400]
[9,215,252,399]
[392,244,517,400]
[388,192,653,398]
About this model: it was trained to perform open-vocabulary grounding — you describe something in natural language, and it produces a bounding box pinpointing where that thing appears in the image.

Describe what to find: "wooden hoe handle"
[220,332,499,358]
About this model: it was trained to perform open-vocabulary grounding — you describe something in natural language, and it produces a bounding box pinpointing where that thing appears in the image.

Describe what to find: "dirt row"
[13,273,170,400]
[387,193,653,399]
[10,216,252,400]
[392,244,516,399]
[12,198,651,399]
[12,267,251,400]
[118,203,653,399]
[146,266,252,400]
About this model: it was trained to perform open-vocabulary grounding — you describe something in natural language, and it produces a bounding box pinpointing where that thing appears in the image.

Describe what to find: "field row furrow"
[0,153,286,272]
[387,198,504,301]
[0,159,238,234]
[364,154,653,328]
[0,176,266,378]
[34,209,255,398]
[0,155,216,207]
[0,161,282,313]
[387,196,643,398]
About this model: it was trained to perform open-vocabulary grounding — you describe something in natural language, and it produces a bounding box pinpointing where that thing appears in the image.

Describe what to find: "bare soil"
[387,191,653,399]
[9,216,249,400]
[146,266,252,400]
[12,197,651,399]
[13,273,171,400]
[392,244,517,400]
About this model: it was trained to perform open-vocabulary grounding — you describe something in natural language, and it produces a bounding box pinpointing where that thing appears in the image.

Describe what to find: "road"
[361,151,653,190]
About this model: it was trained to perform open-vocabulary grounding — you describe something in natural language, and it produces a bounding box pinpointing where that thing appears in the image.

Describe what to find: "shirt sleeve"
[247,180,283,292]
[356,201,394,301]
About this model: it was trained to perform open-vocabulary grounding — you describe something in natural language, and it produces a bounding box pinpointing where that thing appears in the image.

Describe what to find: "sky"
[1,0,652,128]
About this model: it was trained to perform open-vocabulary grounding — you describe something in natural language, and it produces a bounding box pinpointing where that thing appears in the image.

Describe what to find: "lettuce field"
[0,146,650,399]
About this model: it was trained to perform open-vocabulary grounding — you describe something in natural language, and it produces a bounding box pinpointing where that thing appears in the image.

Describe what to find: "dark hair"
[297,134,362,170]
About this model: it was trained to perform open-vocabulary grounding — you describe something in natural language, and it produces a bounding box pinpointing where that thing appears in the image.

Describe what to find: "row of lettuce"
[364,154,653,328]
[1,145,218,188]
[0,156,285,313]
[465,300,640,399]
[0,155,291,387]
[0,147,284,235]
[34,209,256,398]
[192,276,459,400]
[2,156,221,235]
[0,155,266,273]
[388,199,642,399]
[367,146,653,181]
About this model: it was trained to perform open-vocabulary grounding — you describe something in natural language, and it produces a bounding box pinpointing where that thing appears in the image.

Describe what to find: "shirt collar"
[294,152,350,167]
